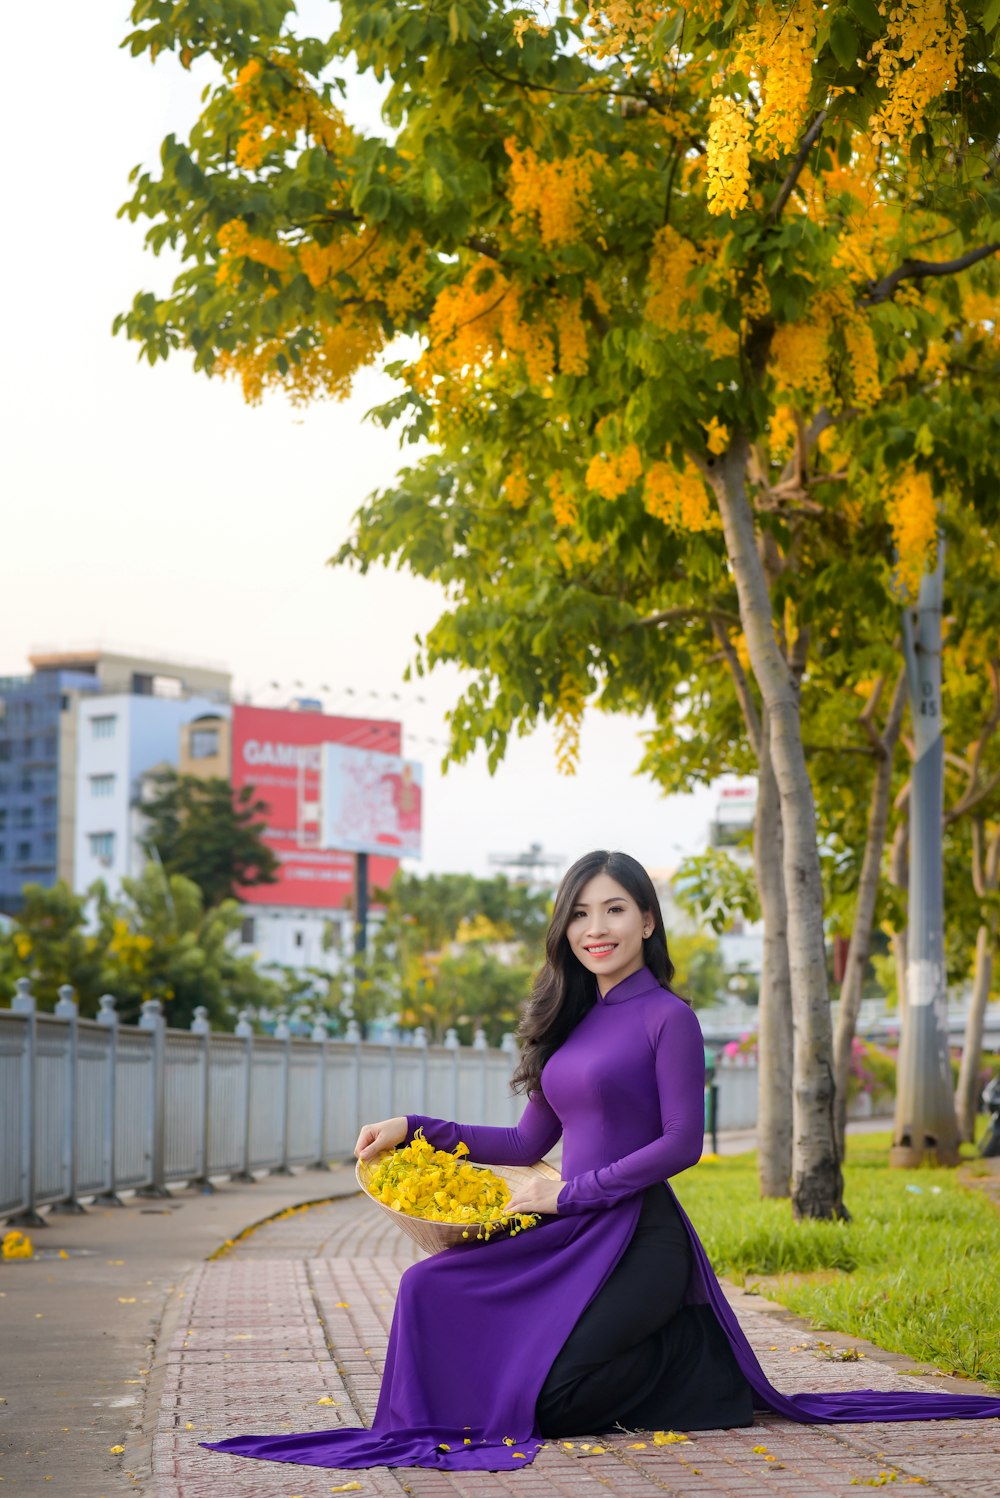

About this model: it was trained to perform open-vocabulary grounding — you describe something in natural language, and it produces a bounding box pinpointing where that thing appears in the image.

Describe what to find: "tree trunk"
[955,822,1000,1142]
[754,706,794,1196]
[712,442,844,1218]
[891,543,960,1167]
[832,669,908,1156]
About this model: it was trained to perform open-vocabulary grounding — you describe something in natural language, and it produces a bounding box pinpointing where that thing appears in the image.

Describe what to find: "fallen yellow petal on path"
[653,1430,690,1445]
[329,1485,362,1493]
[316,1397,340,1406]
[109,1445,125,1454]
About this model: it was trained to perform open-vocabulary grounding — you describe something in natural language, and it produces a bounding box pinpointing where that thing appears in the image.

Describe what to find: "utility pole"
[890,539,960,1167]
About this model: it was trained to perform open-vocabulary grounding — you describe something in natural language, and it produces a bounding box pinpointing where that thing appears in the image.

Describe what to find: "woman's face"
[565,872,654,996]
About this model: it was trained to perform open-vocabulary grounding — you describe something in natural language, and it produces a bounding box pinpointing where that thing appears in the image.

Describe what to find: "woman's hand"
[355,1116,408,1162]
[504,1177,565,1217]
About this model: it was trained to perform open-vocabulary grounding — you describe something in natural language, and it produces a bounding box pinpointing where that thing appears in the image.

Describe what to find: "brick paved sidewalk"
[147,1194,1000,1498]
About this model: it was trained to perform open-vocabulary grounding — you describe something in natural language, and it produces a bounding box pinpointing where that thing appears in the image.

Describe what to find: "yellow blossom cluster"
[548,471,578,528]
[2,1230,33,1259]
[231,55,350,171]
[554,672,585,776]
[767,405,798,460]
[770,316,830,401]
[646,226,702,326]
[867,1,968,148]
[842,315,882,407]
[702,416,729,456]
[365,1128,539,1239]
[552,298,589,376]
[886,468,938,598]
[643,459,717,532]
[215,219,294,284]
[107,918,155,974]
[739,2,818,160]
[505,140,597,248]
[503,457,532,509]
[216,317,385,404]
[706,97,752,216]
[585,443,643,499]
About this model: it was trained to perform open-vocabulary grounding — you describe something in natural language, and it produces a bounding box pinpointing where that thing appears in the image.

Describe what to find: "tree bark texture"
[891,543,960,1167]
[832,670,908,1156]
[711,443,844,1218]
[753,707,794,1196]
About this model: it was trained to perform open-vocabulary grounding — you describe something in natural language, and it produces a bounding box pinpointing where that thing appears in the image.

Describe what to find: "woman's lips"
[585,944,617,956]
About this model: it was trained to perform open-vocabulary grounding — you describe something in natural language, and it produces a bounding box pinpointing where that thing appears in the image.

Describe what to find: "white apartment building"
[73,693,224,897]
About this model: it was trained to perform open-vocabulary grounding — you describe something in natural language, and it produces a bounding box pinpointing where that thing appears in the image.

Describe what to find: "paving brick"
[152,1195,1000,1498]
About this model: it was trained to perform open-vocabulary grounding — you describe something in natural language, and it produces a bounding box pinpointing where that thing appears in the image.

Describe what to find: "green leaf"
[847,0,883,35]
[829,14,858,69]
[986,0,1000,33]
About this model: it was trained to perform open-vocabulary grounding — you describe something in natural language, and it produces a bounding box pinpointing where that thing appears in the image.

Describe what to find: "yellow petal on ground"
[329,1485,362,1493]
[627,1441,647,1449]
[334,1301,349,1307]
[752,1444,769,1453]
[184,1422,194,1431]
[117,1298,136,1304]
[109,1445,125,1454]
[316,1397,340,1406]
[58,1250,69,1259]
[653,1430,690,1444]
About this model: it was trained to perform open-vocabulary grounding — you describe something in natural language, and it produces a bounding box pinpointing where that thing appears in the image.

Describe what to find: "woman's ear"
[641,912,654,939]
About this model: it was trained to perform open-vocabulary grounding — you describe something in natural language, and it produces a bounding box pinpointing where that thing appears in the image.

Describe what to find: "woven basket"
[356,1151,562,1255]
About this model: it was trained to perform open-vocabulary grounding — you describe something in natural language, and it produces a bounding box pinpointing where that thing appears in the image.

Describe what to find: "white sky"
[1,3,731,882]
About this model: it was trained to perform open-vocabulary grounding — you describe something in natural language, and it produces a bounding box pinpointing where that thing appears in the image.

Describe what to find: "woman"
[205,850,1000,1475]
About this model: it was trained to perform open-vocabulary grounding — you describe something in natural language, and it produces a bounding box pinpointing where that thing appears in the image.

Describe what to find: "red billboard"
[231,704,402,908]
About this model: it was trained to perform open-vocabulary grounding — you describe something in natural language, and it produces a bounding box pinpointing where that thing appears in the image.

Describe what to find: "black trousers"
[535,1181,754,1437]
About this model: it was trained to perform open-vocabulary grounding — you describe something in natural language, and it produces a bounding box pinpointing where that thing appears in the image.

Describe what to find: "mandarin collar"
[596,964,663,1006]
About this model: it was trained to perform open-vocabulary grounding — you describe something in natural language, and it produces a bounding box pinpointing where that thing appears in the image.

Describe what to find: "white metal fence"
[0,979,522,1224]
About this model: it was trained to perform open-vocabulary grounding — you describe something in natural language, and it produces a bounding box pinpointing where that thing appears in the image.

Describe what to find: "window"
[190,727,220,759]
[22,737,34,759]
[17,840,31,862]
[240,917,256,944]
[41,796,56,824]
[294,931,304,948]
[17,807,33,829]
[91,715,117,740]
[0,742,10,762]
[42,833,55,858]
[0,842,5,862]
[89,831,115,862]
[0,810,5,831]
[90,774,115,798]
[43,734,57,757]
[20,772,33,794]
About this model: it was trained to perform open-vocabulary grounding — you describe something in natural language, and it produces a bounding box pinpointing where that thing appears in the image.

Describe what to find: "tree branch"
[770,108,828,223]
[711,615,761,758]
[860,243,1000,306]
[635,604,741,629]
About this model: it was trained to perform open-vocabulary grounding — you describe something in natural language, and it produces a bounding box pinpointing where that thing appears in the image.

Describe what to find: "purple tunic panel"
[204,966,1000,1472]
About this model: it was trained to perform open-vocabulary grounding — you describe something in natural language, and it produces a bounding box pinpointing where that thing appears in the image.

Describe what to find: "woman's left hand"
[504,1177,565,1217]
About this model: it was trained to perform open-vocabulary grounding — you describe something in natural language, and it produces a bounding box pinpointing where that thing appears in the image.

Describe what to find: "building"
[1,649,231,913]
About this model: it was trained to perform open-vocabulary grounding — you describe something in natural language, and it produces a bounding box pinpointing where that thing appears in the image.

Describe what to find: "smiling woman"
[204,850,1000,1476]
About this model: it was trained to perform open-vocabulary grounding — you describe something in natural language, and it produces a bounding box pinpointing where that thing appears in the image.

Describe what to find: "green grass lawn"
[672,1131,1000,1390]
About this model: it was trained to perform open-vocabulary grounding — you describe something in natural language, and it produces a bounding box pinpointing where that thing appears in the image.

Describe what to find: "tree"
[139,768,279,907]
[0,882,103,1011]
[116,0,1000,1214]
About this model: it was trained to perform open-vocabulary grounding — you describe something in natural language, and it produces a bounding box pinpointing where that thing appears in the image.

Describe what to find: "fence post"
[271,1014,294,1175]
[385,1024,397,1119]
[231,1011,256,1183]
[187,1007,215,1194]
[473,1027,488,1120]
[414,1026,428,1113]
[94,995,124,1206]
[445,1027,460,1120]
[501,1032,517,1124]
[345,1019,361,1142]
[49,986,86,1214]
[310,1019,332,1170]
[137,999,170,1198]
[9,979,45,1228]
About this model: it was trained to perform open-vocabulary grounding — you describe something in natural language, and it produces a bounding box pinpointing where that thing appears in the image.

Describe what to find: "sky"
[0,4,737,882]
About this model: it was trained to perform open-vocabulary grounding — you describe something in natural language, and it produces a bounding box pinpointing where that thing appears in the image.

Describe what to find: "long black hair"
[510,849,682,1098]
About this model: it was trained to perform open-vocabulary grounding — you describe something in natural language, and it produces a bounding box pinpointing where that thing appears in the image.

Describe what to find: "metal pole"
[187,1007,215,1193]
[10,979,45,1228]
[136,999,171,1198]
[50,986,86,1214]
[94,995,124,1206]
[231,1010,256,1183]
[891,540,960,1167]
[414,1026,428,1113]
[474,1028,488,1121]
[270,1014,294,1175]
[445,1026,459,1119]
[311,1020,331,1170]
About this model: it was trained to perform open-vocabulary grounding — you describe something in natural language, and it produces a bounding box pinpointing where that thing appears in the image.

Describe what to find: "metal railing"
[0,980,521,1225]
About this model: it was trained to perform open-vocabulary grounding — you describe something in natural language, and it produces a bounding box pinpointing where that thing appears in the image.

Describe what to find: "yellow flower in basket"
[365,1128,540,1243]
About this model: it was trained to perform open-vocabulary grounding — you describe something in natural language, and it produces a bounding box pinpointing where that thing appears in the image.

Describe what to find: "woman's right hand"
[355,1115,408,1162]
